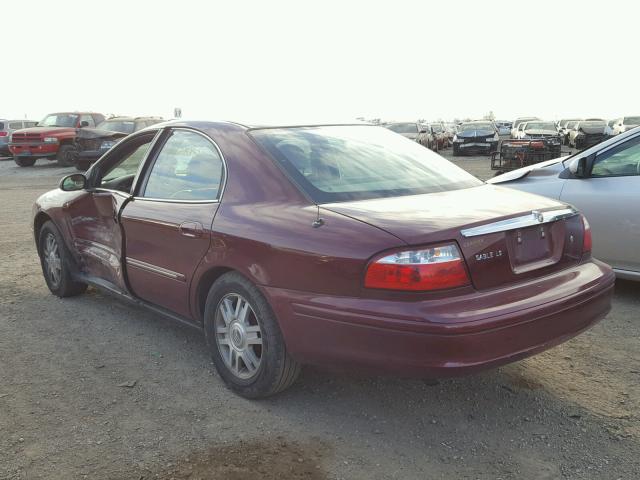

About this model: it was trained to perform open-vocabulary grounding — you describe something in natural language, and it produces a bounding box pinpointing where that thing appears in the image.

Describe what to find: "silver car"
[0,119,38,156]
[489,127,640,280]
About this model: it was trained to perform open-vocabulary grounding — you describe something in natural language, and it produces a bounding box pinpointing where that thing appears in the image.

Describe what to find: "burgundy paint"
[33,121,616,377]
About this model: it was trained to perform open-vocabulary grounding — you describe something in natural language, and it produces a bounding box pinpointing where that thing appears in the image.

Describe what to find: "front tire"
[204,272,300,398]
[14,157,36,167]
[38,221,87,297]
[453,145,460,156]
[56,144,77,167]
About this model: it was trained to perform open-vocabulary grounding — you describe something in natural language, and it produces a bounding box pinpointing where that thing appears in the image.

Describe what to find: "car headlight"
[43,137,58,143]
[454,136,464,142]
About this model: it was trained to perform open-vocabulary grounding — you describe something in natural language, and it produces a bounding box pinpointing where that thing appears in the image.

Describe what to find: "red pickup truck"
[10,112,105,167]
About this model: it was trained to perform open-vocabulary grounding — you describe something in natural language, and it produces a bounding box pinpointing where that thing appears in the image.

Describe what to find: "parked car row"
[384,122,453,152]
[4,111,163,169]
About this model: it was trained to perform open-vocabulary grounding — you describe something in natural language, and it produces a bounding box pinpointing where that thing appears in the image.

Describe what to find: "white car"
[511,117,540,138]
[514,121,559,140]
[611,116,640,135]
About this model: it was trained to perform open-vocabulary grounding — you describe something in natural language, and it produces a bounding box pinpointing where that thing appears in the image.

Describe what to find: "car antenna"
[312,205,325,228]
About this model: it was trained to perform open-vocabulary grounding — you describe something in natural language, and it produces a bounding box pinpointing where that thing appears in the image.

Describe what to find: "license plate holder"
[507,224,562,273]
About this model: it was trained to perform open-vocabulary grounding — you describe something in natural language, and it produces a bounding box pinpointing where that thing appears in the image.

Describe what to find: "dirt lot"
[0,153,638,480]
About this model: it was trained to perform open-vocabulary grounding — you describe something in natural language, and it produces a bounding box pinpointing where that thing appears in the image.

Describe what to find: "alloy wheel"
[215,293,263,380]
[43,233,62,288]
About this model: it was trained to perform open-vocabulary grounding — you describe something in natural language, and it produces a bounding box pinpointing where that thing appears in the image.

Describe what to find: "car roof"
[103,116,164,121]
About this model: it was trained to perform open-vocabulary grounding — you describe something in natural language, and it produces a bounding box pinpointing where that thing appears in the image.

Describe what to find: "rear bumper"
[265,260,615,377]
[9,142,58,157]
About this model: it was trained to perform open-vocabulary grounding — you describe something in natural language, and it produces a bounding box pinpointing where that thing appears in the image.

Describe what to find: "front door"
[560,135,640,273]
[120,128,225,318]
[65,131,158,292]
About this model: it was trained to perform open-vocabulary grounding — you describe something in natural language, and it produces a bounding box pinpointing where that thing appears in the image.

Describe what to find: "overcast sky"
[3,0,637,124]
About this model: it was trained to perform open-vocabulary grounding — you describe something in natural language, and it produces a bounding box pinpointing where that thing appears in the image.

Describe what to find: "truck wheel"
[14,157,36,167]
[203,272,301,398]
[75,159,91,171]
[56,145,77,167]
[38,221,87,297]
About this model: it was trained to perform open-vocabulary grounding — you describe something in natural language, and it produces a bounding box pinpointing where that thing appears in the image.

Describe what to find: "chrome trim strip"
[126,257,186,281]
[460,207,578,238]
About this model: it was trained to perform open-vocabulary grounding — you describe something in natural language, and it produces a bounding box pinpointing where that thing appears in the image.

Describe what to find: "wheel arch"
[33,211,53,254]
[194,266,236,323]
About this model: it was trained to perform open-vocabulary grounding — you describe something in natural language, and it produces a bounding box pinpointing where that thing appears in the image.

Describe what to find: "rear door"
[560,135,640,273]
[120,128,225,318]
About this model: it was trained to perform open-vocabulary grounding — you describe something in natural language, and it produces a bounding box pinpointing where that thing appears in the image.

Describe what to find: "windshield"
[525,122,556,131]
[459,123,493,131]
[566,121,579,129]
[386,123,418,134]
[250,126,482,203]
[580,121,606,127]
[38,114,78,128]
[96,120,136,134]
[623,117,640,125]
[430,124,443,133]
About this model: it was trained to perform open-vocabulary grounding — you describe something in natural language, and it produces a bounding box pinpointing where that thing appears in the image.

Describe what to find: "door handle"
[179,221,204,238]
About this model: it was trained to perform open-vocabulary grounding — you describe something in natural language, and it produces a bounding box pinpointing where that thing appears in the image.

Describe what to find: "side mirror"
[569,154,595,178]
[59,173,86,191]
[80,121,89,128]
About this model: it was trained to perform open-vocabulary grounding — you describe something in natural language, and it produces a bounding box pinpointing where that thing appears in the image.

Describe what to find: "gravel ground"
[0,154,638,480]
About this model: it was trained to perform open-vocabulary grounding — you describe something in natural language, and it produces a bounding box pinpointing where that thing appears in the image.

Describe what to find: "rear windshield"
[250,126,482,203]
[386,123,418,134]
[0,122,4,130]
[623,117,640,125]
[431,124,443,133]
[96,120,136,134]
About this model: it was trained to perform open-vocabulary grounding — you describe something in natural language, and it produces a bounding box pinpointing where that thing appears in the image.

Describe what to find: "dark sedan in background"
[33,120,614,398]
[74,116,163,170]
[452,121,500,155]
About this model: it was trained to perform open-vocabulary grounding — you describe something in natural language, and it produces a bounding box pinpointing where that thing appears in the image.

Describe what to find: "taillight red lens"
[581,215,592,254]
[0,132,7,137]
[365,244,470,291]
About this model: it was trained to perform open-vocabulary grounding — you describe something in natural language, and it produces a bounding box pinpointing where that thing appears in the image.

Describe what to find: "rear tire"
[203,272,301,398]
[14,157,36,167]
[56,144,77,167]
[38,221,87,297]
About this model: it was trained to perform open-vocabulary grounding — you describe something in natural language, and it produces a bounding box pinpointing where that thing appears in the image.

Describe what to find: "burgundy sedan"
[33,121,615,398]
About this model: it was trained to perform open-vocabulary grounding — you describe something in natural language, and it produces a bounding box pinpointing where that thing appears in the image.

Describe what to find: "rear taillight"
[0,132,7,137]
[365,243,470,291]
[581,215,592,254]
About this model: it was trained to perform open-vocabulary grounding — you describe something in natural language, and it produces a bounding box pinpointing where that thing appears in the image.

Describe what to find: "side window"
[591,136,640,178]
[9,122,23,130]
[25,121,38,128]
[99,134,156,192]
[80,114,95,128]
[143,130,223,201]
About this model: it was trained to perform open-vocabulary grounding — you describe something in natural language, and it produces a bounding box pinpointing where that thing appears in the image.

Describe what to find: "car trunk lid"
[322,185,585,290]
